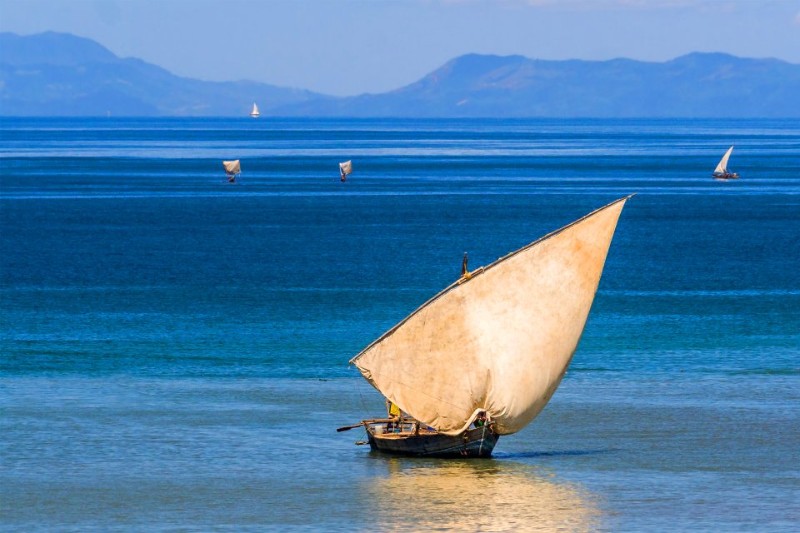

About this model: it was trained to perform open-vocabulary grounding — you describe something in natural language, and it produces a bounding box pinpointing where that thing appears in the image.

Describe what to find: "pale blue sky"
[1,0,798,96]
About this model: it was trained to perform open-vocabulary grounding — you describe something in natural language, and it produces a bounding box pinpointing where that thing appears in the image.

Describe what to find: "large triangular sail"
[351,196,631,436]
[714,146,734,174]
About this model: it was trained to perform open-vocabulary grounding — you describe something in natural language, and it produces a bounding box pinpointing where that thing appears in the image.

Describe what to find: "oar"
[336,422,365,432]
[337,418,396,432]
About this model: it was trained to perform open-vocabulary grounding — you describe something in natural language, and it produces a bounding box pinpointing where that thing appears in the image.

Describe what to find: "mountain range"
[1,31,798,118]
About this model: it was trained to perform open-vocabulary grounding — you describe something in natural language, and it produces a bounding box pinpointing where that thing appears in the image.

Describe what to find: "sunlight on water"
[364,461,600,532]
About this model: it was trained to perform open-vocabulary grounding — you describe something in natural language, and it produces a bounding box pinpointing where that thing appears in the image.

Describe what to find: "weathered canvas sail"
[714,146,734,174]
[339,160,352,176]
[351,196,631,436]
[223,160,241,175]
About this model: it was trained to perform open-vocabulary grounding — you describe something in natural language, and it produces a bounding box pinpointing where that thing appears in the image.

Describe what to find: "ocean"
[1,117,798,532]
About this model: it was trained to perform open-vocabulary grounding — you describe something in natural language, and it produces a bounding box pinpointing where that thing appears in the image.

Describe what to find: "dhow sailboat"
[712,146,739,180]
[222,160,241,183]
[339,196,632,457]
[339,160,352,182]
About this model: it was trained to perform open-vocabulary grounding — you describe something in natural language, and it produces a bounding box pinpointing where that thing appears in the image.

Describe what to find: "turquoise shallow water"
[1,117,799,531]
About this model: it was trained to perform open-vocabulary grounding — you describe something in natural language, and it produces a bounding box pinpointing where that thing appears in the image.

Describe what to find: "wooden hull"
[366,422,498,458]
[713,172,739,180]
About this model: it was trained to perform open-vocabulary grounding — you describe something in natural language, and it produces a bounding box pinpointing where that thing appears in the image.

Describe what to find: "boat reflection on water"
[363,460,601,532]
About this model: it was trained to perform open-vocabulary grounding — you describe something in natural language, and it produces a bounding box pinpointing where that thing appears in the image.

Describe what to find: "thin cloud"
[518,0,716,8]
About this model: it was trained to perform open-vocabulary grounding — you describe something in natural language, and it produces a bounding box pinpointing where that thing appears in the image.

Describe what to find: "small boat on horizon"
[339,160,352,182]
[250,103,260,118]
[339,196,632,458]
[222,159,240,183]
[712,146,739,180]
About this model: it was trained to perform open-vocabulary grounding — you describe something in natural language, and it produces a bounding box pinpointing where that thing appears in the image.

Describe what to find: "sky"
[1,0,798,96]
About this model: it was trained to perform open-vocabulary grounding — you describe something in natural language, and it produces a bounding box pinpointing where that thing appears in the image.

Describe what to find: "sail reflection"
[363,460,601,532]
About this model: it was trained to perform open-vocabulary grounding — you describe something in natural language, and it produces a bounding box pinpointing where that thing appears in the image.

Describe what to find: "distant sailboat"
[250,103,260,118]
[339,160,352,182]
[223,160,241,183]
[712,146,739,180]
[338,196,633,457]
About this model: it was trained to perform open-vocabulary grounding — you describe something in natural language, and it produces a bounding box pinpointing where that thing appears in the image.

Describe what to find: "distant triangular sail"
[351,197,631,436]
[714,146,734,174]
[250,103,260,117]
[339,160,352,176]
[223,160,241,175]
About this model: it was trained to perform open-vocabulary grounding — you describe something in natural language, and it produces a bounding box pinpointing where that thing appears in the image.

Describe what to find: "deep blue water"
[1,117,799,531]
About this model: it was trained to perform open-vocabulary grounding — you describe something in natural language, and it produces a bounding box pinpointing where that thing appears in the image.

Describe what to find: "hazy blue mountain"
[0,32,326,116]
[286,53,800,118]
[1,32,798,117]
[0,31,117,66]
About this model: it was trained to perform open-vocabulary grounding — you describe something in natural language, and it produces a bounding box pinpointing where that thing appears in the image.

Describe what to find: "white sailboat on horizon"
[250,103,260,118]
[712,146,739,180]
